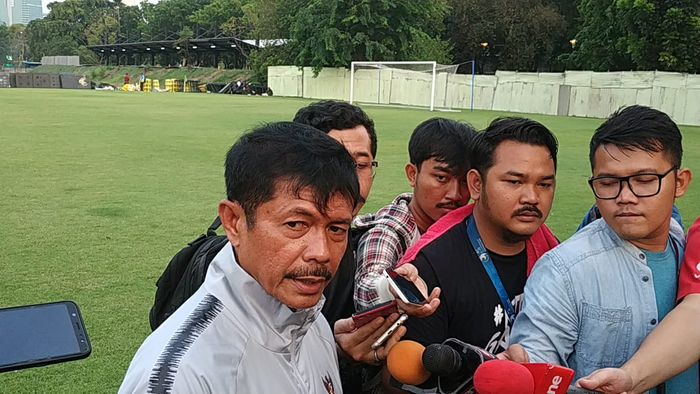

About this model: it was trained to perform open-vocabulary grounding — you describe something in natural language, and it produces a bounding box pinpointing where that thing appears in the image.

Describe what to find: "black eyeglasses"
[588,167,677,200]
[356,160,378,177]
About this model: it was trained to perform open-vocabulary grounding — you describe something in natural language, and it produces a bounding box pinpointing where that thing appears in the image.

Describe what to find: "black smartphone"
[0,301,91,373]
[385,269,427,305]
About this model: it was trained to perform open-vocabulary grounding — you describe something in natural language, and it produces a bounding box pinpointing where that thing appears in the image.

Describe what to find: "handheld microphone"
[472,359,599,394]
[386,340,432,386]
[421,338,496,394]
[473,359,535,394]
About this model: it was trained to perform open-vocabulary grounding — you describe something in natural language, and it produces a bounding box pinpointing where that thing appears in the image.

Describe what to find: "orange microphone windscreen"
[386,340,431,386]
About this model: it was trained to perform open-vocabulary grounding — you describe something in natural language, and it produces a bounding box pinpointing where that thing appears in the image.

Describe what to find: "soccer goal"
[349,61,475,112]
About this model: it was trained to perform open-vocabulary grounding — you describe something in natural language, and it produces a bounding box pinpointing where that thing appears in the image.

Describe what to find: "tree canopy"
[5,0,699,76]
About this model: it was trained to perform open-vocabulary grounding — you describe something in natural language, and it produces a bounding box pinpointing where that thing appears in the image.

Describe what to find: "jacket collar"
[204,243,324,353]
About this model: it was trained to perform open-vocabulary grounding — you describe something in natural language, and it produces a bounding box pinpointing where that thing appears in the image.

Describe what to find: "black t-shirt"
[321,244,356,329]
[403,221,527,355]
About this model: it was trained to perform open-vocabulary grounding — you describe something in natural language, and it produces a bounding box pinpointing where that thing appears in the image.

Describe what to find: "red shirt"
[677,217,700,301]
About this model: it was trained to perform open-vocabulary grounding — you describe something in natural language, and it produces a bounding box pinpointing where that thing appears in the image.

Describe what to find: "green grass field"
[1,89,699,393]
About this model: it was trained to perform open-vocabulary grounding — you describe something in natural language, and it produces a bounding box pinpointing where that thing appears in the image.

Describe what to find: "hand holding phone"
[371,313,408,350]
[385,269,428,306]
[351,300,399,328]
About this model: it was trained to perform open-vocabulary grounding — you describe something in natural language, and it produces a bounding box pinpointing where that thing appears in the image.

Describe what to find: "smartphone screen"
[386,270,427,305]
[0,301,91,373]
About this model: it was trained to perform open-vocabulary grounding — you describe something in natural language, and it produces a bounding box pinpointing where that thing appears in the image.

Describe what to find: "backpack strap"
[207,216,221,236]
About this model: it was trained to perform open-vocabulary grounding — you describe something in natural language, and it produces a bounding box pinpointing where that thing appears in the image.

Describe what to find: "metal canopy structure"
[87,36,260,68]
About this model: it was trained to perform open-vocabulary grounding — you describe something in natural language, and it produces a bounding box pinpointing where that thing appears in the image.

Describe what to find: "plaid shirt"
[353,193,420,311]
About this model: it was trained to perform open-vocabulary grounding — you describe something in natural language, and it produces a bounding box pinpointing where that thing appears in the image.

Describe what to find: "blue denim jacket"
[510,218,685,381]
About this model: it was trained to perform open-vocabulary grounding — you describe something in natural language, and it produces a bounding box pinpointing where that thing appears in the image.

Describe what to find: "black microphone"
[421,338,496,394]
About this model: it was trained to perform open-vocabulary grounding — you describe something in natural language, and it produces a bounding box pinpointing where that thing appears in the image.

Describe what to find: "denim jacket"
[510,218,685,380]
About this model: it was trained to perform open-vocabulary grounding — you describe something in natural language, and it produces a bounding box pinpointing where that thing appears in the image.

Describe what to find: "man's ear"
[218,200,246,247]
[674,168,692,199]
[405,163,418,188]
[467,169,483,202]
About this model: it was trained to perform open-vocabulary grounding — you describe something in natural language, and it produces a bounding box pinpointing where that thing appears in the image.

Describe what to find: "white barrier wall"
[41,56,80,66]
[268,66,700,126]
[267,66,303,97]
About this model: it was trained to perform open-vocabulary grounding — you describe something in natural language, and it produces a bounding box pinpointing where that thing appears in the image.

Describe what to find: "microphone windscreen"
[386,340,431,386]
[521,363,575,394]
[473,359,534,394]
[422,343,462,376]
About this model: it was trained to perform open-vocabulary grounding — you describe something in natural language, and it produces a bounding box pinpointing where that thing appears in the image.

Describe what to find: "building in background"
[0,0,11,25]
[11,0,42,24]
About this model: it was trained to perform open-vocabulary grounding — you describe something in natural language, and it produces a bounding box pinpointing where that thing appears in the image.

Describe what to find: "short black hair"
[472,117,558,176]
[408,118,476,176]
[293,100,378,157]
[224,122,360,225]
[590,105,683,169]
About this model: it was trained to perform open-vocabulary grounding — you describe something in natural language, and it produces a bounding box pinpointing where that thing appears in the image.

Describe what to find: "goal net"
[349,61,473,111]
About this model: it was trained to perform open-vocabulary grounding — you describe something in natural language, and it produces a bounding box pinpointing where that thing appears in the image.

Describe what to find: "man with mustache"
[509,105,697,393]
[393,117,559,380]
[353,118,475,311]
[119,123,436,394]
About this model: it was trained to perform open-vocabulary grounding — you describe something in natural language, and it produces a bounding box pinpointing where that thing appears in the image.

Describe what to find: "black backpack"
[149,217,228,330]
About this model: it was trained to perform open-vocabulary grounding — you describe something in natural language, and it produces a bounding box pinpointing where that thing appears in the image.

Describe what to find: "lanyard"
[466,216,517,326]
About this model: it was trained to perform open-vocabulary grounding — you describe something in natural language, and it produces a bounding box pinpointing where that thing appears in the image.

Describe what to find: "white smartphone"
[384,269,428,305]
[371,313,408,350]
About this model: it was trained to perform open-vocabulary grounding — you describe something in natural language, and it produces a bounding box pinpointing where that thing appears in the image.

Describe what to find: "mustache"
[437,202,460,209]
[512,205,543,218]
[284,266,333,281]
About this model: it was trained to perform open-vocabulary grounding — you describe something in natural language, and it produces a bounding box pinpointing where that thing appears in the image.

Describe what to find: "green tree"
[0,24,10,64]
[244,0,291,39]
[616,0,700,73]
[289,0,450,73]
[446,0,566,71]
[118,3,145,42]
[570,0,700,73]
[189,0,251,36]
[140,0,211,39]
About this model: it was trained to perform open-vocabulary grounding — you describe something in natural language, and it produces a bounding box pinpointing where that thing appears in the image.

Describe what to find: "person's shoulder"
[534,219,621,276]
[551,219,613,256]
[355,193,414,230]
[687,217,700,246]
[354,194,417,249]
[420,221,467,256]
[136,314,244,393]
[415,222,470,274]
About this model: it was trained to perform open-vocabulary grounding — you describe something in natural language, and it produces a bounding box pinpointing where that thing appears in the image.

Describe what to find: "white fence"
[41,56,81,66]
[268,66,700,126]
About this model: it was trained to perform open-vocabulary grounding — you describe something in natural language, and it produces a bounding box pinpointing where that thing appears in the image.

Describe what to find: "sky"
[43,0,160,14]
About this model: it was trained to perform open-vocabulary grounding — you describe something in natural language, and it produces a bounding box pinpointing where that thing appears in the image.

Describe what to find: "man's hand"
[392,263,440,318]
[334,313,406,366]
[497,344,530,363]
[576,368,634,394]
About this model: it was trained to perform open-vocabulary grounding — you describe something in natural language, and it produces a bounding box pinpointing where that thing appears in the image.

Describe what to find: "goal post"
[349,61,474,112]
